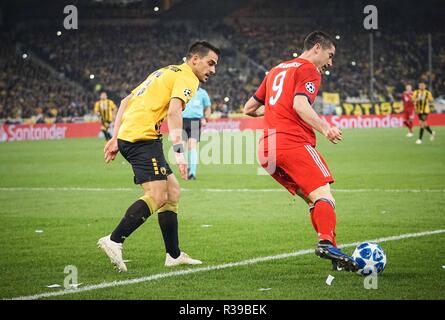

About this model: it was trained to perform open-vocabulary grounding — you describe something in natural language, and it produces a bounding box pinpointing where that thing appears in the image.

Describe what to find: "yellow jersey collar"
[181,62,195,75]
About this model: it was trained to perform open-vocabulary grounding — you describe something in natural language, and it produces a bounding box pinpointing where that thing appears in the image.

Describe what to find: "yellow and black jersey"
[118,63,199,142]
[412,89,433,114]
[94,99,117,123]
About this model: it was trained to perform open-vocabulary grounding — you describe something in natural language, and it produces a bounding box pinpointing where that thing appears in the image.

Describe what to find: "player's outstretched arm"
[168,98,188,180]
[104,94,132,163]
[243,97,264,117]
[293,95,342,144]
[202,105,212,126]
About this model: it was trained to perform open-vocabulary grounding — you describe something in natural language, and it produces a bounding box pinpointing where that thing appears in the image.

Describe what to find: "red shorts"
[259,144,334,198]
[403,109,415,121]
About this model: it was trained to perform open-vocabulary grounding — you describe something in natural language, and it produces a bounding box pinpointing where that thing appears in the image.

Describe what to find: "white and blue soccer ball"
[352,242,387,276]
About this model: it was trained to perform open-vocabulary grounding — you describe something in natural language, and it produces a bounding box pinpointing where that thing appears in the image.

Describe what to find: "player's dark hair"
[186,41,220,60]
[303,31,335,51]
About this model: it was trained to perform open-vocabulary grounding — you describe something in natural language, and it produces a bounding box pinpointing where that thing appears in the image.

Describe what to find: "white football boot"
[430,131,436,141]
[97,235,127,272]
[406,132,413,137]
[415,139,422,144]
[165,252,202,267]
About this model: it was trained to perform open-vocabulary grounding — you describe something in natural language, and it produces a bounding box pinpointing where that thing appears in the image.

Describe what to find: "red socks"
[404,120,413,131]
[310,200,337,246]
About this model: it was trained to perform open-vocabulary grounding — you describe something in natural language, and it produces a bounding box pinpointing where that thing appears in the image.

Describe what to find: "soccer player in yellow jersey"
[94,92,117,141]
[98,41,220,272]
[413,82,435,144]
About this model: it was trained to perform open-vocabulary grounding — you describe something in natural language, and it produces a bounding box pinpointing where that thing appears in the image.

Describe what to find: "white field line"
[0,187,444,193]
[7,229,445,300]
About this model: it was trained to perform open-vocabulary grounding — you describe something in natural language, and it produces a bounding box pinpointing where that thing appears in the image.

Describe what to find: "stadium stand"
[1,0,444,122]
[0,32,94,121]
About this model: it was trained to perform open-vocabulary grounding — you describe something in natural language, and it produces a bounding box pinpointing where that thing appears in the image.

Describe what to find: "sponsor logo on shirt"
[276,62,302,69]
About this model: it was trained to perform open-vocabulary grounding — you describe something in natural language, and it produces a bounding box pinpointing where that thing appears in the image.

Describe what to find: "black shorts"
[118,139,172,184]
[417,113,429,121]
[183,118,202,142]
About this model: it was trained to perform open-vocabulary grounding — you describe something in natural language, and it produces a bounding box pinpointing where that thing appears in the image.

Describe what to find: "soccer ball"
[352,242,387,276]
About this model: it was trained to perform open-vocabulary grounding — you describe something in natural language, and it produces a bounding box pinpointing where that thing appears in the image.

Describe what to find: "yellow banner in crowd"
[322,92,404,115]
[341,102,404,115]
[322,92,341,105]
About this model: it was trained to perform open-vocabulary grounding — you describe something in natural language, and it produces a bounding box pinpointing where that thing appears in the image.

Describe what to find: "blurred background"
[1,0,444,124]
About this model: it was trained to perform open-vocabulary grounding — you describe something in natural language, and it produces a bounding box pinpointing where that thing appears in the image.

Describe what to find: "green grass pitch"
[0,127,444,300]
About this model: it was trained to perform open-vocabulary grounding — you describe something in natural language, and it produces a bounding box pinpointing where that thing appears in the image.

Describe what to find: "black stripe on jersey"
[253,95,264,104]
[106,101,111,121]
[416,92,428,113]
[295,93,313,105]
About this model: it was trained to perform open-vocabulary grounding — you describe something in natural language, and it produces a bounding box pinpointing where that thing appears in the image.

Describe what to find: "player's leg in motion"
[403,112,413,137]
[417,116,435,144]
[160,173,202,266]
[186,119,200,180]
[423,118,435,141]
[98,180,166,272]
[101,123,112,141]
[308,184,358,272]
[417,118,425,144]
[187,138,198,180]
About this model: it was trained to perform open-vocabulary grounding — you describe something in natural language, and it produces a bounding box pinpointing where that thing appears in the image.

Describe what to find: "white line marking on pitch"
[0,187,444,193]
[7,229,445,300]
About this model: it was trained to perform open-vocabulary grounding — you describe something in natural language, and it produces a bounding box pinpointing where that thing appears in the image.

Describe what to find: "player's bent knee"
[167,175,181,202]
[146,191,168,209]
[314,197,336,209]
[139,194,160,214]
[158,200,179,214]
[168,185,181,203]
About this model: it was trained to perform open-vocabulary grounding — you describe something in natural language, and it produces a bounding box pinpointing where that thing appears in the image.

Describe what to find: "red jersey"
[254,58,321,149]
[402,91,414,111]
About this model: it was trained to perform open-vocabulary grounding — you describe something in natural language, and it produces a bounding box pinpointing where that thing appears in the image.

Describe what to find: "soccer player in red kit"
[244,31,358,272]
[402,84,415,137]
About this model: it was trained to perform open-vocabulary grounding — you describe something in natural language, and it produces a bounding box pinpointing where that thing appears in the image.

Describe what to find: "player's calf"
[309,197,337,246]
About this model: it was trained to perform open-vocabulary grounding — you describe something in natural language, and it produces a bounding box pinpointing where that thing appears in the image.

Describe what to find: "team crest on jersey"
[305,82,316,94]
[183,88,192,97]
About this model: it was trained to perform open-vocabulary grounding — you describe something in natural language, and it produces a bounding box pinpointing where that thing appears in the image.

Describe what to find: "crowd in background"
[1,1,444,122]
[0,33,94,122]
[229,19,445,103]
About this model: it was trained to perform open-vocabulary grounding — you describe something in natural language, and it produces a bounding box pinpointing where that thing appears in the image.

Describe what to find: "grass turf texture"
[0,127,444,299]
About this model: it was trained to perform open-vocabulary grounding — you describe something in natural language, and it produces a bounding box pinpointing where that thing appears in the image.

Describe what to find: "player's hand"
[325,126,342,144]
[201,118,207,126]
[174,152,188,180]
[104,138,119,163]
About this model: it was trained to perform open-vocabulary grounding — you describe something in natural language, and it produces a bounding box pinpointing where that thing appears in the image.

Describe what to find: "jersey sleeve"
[253,75,268,104]
[171,73,198,106]
[294,65,321,105]
[202,90,211,108]
[428,91,434,101]
[110,100,117,110]
[93,102,99,113]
